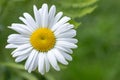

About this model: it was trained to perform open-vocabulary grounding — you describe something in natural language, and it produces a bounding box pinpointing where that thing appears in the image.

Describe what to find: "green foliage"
[2,0,120,80]
[55,0,97,18]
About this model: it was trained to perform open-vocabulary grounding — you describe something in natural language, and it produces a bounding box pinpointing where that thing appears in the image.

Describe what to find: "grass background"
[0,0,120,80]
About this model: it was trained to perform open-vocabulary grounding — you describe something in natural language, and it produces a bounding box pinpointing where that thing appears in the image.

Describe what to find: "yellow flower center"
[30,28,56,52]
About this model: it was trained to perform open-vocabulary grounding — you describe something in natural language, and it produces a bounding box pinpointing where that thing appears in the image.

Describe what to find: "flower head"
[6,3,78,75]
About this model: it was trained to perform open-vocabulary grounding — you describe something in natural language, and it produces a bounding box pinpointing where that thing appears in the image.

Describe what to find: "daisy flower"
[6,3,78,75]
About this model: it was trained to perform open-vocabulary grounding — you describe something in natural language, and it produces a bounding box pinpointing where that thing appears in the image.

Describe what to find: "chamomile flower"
[6,3,78,75]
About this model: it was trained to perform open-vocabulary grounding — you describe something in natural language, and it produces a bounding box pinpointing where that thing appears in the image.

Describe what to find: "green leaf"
[54,0,98,18]
[69,20,81,29]
[0,62,24,70]
[78,5,97,18]
[45,74,56,80]
[58,0,98,8]
[17,71,38,80]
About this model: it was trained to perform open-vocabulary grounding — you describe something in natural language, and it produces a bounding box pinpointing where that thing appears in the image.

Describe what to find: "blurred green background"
[0,0,120,80]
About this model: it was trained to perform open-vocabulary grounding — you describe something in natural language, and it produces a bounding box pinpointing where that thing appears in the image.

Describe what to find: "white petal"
[57,38,78,43]
[9,24,31,35]
[28,51,38,73]
[55,24,74,36]
[32,53,39,71]
[47,50,60,71]
[48,5,56,28]
[56,41,77,49]
[55,45,73,54]
[23,13,38,29]
[7,35,29,45]
[54,23,69,34]
[11,24,32,33]
[41,4,48,27]
[11,43,31,54]
[8,34,24,39]
[8,34,19,39]
[44,53,50,72]
[33,5,41,27]
[19,17,35,31]
[12,47,32,57]
[25,49,37,73]
[15,53,29,62]
[53,12,63,25]
[38,53,45,75]
[53,48,68,65]
[56,29,76,38]
[5,44,19,48]
[52,16,71,31]
[60,51,72,61]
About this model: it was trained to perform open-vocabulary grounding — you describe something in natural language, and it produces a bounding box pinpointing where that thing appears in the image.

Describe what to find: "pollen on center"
[30,28,56,52]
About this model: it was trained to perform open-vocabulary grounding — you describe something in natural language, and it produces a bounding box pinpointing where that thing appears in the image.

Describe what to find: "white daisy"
[6,3,78,75]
